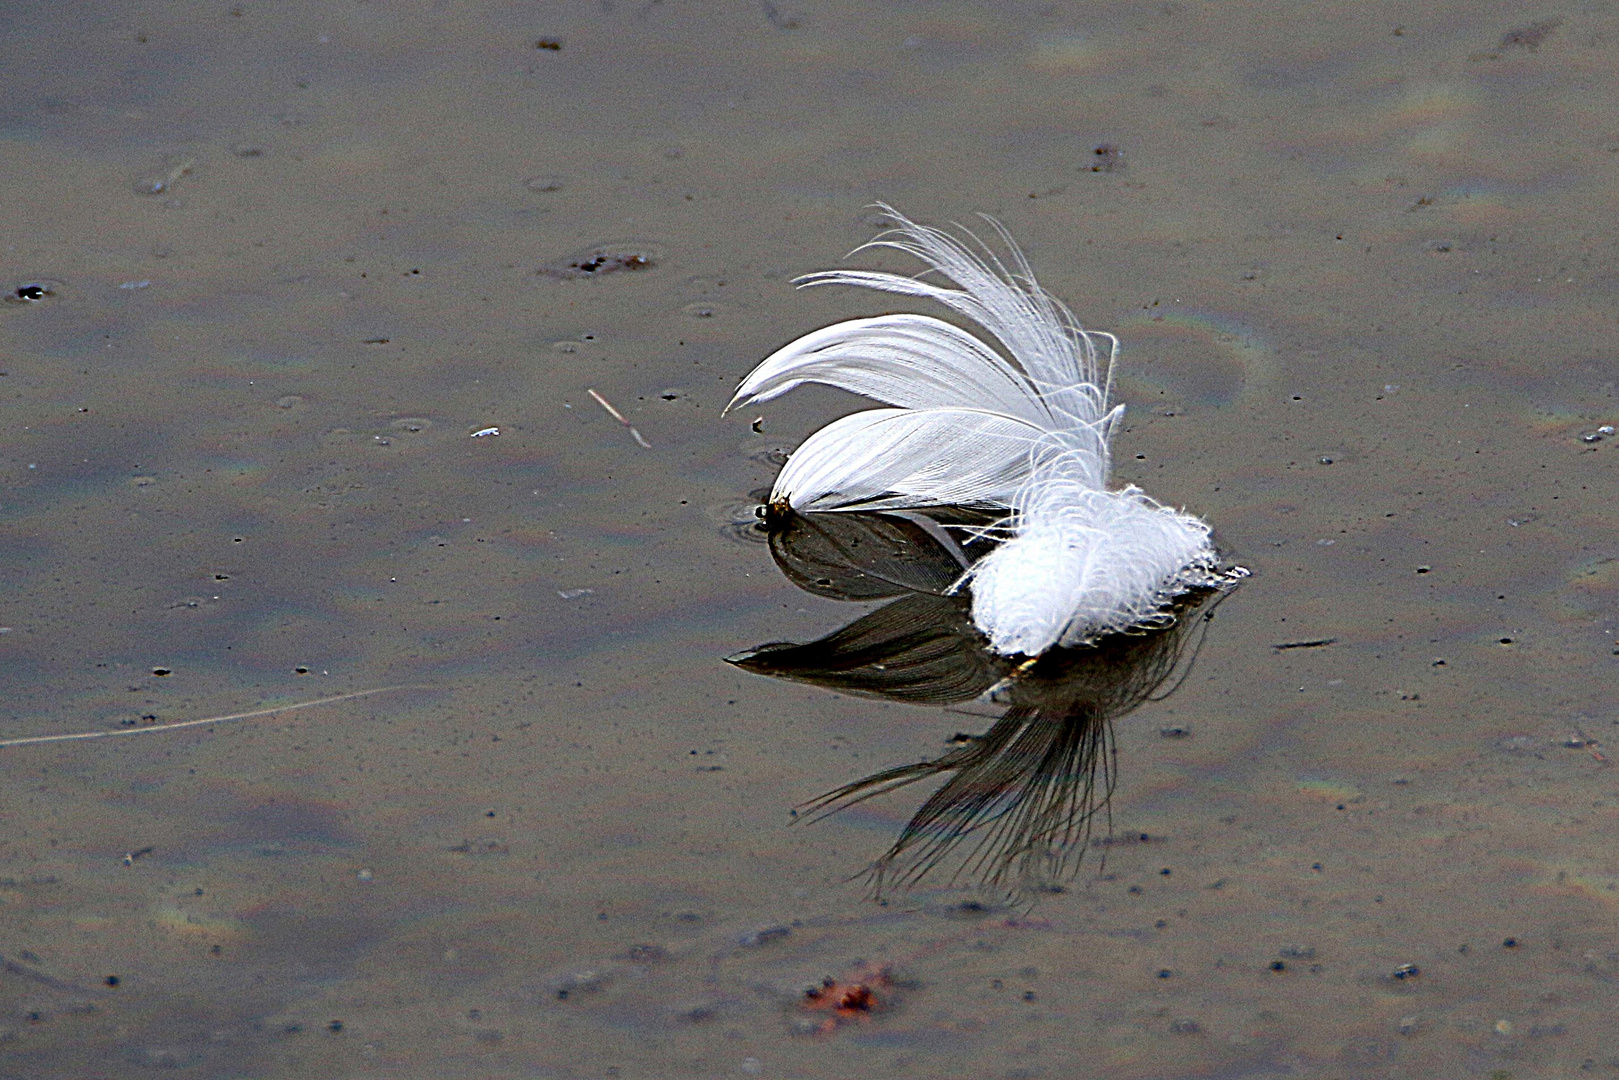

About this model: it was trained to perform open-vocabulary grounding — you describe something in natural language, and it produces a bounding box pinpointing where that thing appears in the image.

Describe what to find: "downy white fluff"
[728,207,1223,656]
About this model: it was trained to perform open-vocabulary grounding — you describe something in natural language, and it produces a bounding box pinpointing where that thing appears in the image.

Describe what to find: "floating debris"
[0,686,425,749]
[552,969,609,1000]
[133,156,195,197]
[737,924,790,948]
[797,965,896,1034]
[5,280,62,304]
[1088,143,1124,172]
[1273,638,1336,651]
[588,388,652,448]
[1497,18,1559,52]
[470,426,500,438]
[540,241,661,280]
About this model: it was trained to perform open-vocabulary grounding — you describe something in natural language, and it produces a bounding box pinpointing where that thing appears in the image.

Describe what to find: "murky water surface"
[4,2,1619,1076]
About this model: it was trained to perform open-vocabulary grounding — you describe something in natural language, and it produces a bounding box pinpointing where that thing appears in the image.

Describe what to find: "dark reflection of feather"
[727,508,1243,896]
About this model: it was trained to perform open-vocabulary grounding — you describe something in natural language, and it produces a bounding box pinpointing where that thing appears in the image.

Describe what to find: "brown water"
[3,1,1618,1076]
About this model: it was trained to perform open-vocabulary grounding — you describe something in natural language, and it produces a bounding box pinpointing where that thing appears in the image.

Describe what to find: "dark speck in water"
[1470,19,1559,60]
[1088,143,1124,172]
[6,280,61,303]
[737,925,790,947]
[540,242,662,280]
[1497,19,1559,51]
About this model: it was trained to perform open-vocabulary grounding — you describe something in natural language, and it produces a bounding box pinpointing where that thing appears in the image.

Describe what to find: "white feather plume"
[730,207,1224,655]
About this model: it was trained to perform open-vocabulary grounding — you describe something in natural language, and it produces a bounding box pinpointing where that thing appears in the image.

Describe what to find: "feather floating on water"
[730,207,1228,655]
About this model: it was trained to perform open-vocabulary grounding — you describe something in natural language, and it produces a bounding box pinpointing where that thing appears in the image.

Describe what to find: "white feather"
[733,206,1224,655]
[733,314,1052,426]
[772,407,1047,512]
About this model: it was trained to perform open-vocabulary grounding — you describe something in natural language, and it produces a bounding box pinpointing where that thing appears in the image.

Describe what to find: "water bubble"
[712,500,770,544]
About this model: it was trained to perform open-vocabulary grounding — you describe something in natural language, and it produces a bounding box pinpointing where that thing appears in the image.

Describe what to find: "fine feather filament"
[731,207,1224,655]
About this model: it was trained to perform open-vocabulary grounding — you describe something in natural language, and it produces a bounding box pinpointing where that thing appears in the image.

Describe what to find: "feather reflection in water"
[728,509,1242,895]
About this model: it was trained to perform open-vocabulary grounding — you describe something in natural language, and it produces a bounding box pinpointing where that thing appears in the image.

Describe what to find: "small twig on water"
[1272,638,1336,651]
[588,388,652,448]
[0,685,430,749]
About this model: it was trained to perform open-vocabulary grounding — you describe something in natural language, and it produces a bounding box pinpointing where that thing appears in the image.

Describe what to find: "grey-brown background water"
[2,1,1617,1076]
